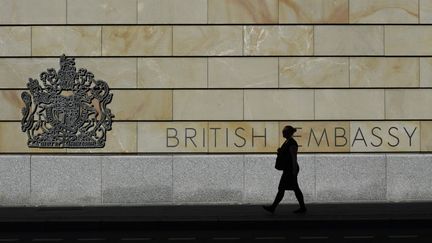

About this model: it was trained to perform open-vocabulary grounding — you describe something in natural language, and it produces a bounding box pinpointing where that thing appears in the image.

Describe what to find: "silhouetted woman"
[263,125,307,214]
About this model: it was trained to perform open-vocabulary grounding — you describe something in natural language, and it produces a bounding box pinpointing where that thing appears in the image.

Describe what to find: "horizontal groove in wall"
[2,87,432,91]
[0,151,431,156]
[1,55,431,58]
[0,24,432,26]
[2,119,432,122]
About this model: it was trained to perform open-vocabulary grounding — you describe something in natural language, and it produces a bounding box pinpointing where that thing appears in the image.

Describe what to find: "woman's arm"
[289,145,298,175]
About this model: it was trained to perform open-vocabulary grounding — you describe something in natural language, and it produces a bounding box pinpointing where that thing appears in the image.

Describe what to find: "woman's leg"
[293,186,307,213]
[271,189,285,209]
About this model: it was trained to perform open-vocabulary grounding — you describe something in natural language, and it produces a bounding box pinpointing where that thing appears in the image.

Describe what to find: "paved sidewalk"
[0,202,431,223]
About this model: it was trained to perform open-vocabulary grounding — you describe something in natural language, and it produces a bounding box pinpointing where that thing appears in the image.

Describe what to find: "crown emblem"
[21,55,114,148]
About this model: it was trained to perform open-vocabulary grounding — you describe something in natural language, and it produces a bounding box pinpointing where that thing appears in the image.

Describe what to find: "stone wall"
[1,0,432,205]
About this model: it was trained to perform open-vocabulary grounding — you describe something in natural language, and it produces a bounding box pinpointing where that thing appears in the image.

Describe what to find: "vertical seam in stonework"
[100,26,103,56]
[171,155,174,203]
[30,27,32,56]
[348,57,351,87]
[242,154,245,203]
[384,154,388,201]
[277,57,280,88]
[100,157,103,204]
[29,155,32,202]
[66,0,68,24]
[206,58,209,88]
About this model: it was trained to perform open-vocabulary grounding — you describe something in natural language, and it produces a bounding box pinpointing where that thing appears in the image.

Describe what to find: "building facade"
[0,0,432,205]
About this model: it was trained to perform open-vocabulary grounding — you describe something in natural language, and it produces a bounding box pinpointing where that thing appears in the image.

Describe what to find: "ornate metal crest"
[21,55,114,148]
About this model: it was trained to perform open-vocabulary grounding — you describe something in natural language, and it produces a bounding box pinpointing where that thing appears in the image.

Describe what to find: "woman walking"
[263,125,307,214]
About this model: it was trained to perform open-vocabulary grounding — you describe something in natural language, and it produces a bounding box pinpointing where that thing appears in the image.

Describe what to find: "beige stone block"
[280,122,350,153]
[111,90,172,120]
[244,26,313,55]
[386,90,432,119]
[279,57,349,88]
[76,58,137,88]
[244,90,314,120]
[138,58,206,88]
[138,0,207,24]
[208,122,279,153]
[420,58,432,87]
[173,90,243,120]
[315,26,384,55]
[67,0,136,24]
[315,89,385,120]
[102,26,172,56]
[32,27,101,56]
[350,121,420,152]
[0,122,66,153]
[67,122,137,153]
[0,0,66,24]
[208,0,278,24]
[279,0,348,23]
[173,26,242,56]
[0,58,57,88]
[0,27,30,56]
[350,58,419,87]
[385,26,432,55]
[0,90,25,120]
[138,122,208,152]
[208,58,278,88]
[350,0,418,23]
[421,121,432,151]
[421,0,432,23]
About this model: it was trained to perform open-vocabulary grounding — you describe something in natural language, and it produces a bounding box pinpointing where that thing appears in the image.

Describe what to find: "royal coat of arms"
[21,55,114,148]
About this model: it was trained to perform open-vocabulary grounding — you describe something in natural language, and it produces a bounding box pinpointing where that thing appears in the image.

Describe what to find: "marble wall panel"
[0,122,66,153]
[0,58,57,88]
[314,26,384,55]
[279,57,349,88]
[244,26,313,55]
[316,154,386,201]
[350,121,420,152]
[102,156,173,203]
[208,58,278,88]
[0,155,30,205]
[32,27,101,56]
[173,90,243,120]
[387,155,432,201]
[67,122,137,153]
[349,0,418,23]
[421,0,432,23]
[31,156,102,205]
[0,90,25,121]
[0,0,66,24]
[420,58,432,87]
[385,26,432,55]
[76,58,137,88]
[0,27,31,56]
[102,26,172,56]
[208,122,279,153]
[315,89,385,120]
[67,0,136,24]
[172,155,243,203]
[111,90,172,120]
[173,26,243,56]
[208,0,278,24]
[138,58,207,88]
[138,0,207,24]
[244,90,314,120]
[350,58,419,87]
[421,121,432,152]
[386,90,432,119]
[280,122,350,153]
[279,0,348,23]
[138,122,209,153]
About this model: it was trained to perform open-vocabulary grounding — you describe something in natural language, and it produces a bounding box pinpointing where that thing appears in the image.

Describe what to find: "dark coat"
[277,138,300,190]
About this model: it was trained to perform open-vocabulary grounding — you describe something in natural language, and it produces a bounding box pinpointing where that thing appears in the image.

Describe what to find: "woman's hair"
[283,125,297,135]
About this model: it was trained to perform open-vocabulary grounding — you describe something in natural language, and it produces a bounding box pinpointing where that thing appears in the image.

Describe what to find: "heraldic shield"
[21,55,114,148]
